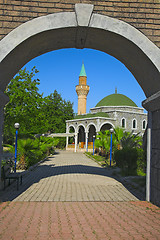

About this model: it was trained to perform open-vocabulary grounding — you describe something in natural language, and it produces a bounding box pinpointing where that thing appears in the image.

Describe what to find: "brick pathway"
[0,201,160,240]
[0,151,140,202]
[0,151,160,240]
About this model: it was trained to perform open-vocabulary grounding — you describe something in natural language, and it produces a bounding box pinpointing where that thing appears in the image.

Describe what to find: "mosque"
[66,64,147,151]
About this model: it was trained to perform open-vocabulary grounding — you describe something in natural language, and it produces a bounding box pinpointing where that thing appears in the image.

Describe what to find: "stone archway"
[78,125,85,149]
[0,3,160,205]
[88,124,96,142]
[100,123,113,132]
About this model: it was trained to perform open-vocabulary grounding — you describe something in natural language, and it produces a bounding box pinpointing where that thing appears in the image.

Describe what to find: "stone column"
[66,136,69,150]
[66,127,69,150]
[0,91,9,180]
[97,119,100,132]
[75,133,78,153]
[146,111,152,202]
[85,131,88,152]
[143,91,160,206]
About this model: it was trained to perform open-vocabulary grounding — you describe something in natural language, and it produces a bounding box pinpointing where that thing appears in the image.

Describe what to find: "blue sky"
[24,48,146,113]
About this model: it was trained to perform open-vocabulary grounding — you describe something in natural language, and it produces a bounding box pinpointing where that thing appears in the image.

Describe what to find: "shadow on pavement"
[0,154,145,202]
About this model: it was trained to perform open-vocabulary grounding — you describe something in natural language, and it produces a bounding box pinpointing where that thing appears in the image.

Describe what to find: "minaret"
[76,63,90,115]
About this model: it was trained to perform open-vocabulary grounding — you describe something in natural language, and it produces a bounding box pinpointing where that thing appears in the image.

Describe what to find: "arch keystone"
[75,4,94,49]
[75,4,94,27]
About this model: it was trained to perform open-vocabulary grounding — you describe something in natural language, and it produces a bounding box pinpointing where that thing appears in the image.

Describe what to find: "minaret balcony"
[76,85,90,96]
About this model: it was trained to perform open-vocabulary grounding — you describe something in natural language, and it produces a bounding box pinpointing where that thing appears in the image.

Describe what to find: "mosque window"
[142,120,146,130]
[132,119,137,129]
[121,118,126,128]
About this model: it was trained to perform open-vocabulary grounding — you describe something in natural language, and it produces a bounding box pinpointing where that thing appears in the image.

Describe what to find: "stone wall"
[0,0,160,48]
[114,111,147,135]
[151,110,160,205]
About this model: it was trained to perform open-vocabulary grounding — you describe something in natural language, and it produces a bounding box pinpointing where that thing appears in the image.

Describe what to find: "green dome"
[96,93,137,107]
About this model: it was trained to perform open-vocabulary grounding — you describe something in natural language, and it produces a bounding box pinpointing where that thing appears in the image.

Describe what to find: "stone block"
[0,1,159,48]
[150,167,158,188]
[151,185,160,207]
[157,169,160,190]
[151,149,160,168]
[152,129,160,149]
[152,110,160,129]
[150,186,158,205]
[75,3,94,26]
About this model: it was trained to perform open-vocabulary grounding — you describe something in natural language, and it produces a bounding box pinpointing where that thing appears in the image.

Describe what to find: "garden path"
[0,151,142,202]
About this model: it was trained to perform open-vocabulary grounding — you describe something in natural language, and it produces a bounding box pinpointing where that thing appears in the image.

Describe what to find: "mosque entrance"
[0,4,160,205]
[100,123,113,132]
[78,125,85,149]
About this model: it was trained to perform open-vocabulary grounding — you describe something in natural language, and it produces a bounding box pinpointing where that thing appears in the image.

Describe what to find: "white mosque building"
[66,64,147,152]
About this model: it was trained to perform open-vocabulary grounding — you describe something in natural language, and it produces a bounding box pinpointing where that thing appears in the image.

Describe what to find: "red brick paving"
[0,201,160,240]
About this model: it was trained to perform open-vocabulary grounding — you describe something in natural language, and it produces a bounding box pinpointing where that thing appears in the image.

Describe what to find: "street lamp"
[93,135,95,156]
[109,128,114,166]
[14,123,20,173]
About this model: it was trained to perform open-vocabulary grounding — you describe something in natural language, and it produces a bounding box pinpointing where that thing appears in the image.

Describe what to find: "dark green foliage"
[115,148,138,176]
[3,68,74,144]
[93,128,145,176]
[4,67,44,144]
[17,137,55,169]
[114,147,146,176]
[136,148,146,175]
[95,130,110,154]
[120,131,142,149]
[41,90,74,134]
[53,137,66,149]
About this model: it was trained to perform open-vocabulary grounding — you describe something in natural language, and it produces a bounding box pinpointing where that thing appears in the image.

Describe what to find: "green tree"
[120,131,142,149]
[112,127,124,150]
[42,90,74,133]
[4,67,45,143]
[4,68,74,144]
[95,130,110,155]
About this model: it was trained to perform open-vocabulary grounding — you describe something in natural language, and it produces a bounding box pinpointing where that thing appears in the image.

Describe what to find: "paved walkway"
[0,201,160,240]
[1,151,139,202]
[0,151,160,240]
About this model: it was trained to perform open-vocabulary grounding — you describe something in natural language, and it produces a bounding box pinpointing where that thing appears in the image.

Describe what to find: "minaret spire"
[76,63,90,115]
[115,87,117,94]
[79,63,86,77]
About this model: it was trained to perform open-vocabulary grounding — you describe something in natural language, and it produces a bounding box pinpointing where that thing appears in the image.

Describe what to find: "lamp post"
[93,135,95,155]
[109,128,114,166]
[14,123,20,173]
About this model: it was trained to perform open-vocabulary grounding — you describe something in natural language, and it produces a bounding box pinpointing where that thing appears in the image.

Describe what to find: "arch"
[78,125,85,147]
[121,117,126,128]
[132,119,137,130]
[88,124,96,142]
[68,124,76,133]
[0,3,160,205]
[0,4,160,97]
[142,119,147,130]
[86,122,98,133]
[100,122,115,132]
[77,123,86,132]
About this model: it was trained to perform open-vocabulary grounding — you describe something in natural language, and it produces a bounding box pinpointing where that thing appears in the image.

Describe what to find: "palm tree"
[112,127,124,150]
[95,130,110,156]
[120,131,142,149]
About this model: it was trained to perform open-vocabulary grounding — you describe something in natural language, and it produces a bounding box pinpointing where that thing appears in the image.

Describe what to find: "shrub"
[17,137,55,169]
[53,137,66,149]
[137,148,146,175]
[114,147,138,176]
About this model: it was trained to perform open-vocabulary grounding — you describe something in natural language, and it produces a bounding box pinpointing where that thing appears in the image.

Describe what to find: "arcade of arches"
[0,3,160,206]
[66,123,111,152]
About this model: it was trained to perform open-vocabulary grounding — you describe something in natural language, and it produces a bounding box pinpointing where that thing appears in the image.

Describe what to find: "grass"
[85,152,116,168]
[85,152,146,177]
